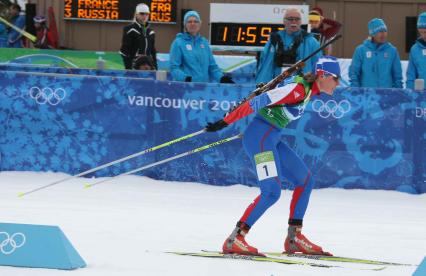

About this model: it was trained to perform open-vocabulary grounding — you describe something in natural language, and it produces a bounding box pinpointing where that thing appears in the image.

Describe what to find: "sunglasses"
[285,17,301,22]
[321,72,340,82]
[138,12,149,15]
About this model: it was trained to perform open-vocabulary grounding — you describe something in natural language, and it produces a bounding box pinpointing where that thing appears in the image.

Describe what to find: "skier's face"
[318,75,339,95]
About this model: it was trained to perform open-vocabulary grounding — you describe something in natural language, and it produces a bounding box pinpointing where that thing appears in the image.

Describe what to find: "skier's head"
[315,56,340,95]
[368,18,388,44]
[184,10,201,36]
[135,3,150,24]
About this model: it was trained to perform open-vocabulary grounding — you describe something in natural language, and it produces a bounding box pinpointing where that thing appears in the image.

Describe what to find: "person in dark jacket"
[119,3,157,70]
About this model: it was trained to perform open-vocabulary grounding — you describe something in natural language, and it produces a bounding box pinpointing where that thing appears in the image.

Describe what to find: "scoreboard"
[210,4,309,51]
[64,0,177,23]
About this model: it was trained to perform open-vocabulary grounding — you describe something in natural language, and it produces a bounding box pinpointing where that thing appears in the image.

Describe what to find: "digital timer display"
[210,22,285,47]
[64,0,177,23]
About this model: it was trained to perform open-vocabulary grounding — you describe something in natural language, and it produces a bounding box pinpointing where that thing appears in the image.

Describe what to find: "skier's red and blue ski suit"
[223,75,320,227]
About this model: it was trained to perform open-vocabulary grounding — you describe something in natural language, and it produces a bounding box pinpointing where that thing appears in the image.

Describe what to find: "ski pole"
[84,133,242,189]
[18,129,206,197]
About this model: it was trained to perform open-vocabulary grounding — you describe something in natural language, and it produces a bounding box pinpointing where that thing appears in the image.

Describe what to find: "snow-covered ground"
[0,171,425,276]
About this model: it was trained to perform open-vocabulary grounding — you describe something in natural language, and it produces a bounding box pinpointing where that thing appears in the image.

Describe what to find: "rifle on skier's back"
[244,34,342,103]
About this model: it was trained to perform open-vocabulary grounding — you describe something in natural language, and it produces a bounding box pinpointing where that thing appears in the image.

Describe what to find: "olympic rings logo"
[29,87,67,105]
[0,231,26,255]
[311,99,351,119]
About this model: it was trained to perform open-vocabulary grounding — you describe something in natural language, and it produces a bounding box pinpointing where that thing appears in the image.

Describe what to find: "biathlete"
[205,56,341,256]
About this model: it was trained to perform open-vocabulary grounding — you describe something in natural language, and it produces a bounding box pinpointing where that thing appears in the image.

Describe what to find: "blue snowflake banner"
[0,71,425,193]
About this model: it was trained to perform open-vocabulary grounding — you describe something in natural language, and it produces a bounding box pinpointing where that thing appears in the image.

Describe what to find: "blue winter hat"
[368,18,387,36]
[418,12,426,29]
[315,56,341,78]
[184,10,201,25]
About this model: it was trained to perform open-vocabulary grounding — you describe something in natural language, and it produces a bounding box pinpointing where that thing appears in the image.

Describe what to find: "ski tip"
[17,192,25,198]
[84,184,91,189]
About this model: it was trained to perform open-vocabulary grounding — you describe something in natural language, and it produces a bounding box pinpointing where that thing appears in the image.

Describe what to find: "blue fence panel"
[0,71,425,193]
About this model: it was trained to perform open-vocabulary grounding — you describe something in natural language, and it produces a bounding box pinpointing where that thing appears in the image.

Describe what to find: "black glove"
[220,75,235,84]
[205,119,229,132]
[185,76,192,82]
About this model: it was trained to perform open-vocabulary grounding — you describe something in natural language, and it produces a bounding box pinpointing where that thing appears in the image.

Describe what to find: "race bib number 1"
[255,151,278,181]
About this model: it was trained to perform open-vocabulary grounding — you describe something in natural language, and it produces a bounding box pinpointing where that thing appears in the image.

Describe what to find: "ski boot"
[284,225,332,256]
[222,222,263,256]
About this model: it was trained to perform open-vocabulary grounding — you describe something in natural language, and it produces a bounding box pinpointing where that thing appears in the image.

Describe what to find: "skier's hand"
[205,119,228,132]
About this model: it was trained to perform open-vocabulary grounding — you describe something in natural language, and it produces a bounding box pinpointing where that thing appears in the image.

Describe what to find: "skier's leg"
[277,143,314,224]
[277,142,331,255]
[240,121,283,227]
[223,119,283,255]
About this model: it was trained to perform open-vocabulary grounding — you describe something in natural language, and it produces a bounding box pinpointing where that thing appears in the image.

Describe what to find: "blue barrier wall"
[0,70,425,194]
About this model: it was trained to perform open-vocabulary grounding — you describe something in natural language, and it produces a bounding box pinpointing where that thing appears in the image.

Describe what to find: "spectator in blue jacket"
[406,12,426,89]
[255,9,321,83]
[169,10,233,83]
[7,3,26,48]
[349,18,402,88]
[0,21,7,48]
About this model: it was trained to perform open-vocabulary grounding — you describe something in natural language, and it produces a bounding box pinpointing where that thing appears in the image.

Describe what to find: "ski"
[202,250,412,267]
[168,251,336,268]
[167,251,386,271]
